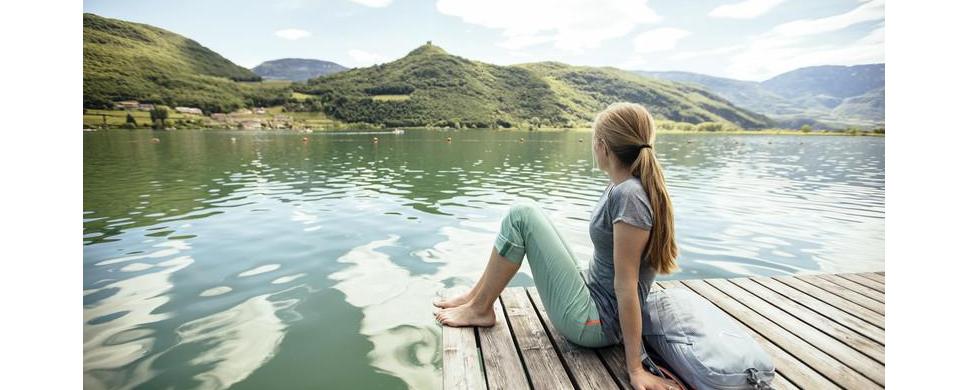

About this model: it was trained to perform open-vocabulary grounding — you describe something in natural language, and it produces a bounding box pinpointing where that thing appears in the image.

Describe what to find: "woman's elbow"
[613,282,639,297]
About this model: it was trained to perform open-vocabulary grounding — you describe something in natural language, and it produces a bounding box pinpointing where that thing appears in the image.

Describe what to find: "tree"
[697,122,725,132]
[150,107,169,129]
[800,124,812,133]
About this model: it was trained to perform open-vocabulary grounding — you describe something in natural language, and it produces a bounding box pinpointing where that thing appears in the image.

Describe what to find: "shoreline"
[83,108,884,137]
[82,126,886,137]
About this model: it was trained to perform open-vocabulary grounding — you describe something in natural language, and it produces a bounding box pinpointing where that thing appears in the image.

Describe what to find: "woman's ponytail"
[636,147,678,274]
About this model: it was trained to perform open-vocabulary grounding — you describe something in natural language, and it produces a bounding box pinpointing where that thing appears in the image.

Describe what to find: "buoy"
[302,137,309,142]
[372,137,379,143]
[151,138,160,143]
[519,138,525,143]
[445,137,452,142]
[578,138,583,143]
[230,137,237,143]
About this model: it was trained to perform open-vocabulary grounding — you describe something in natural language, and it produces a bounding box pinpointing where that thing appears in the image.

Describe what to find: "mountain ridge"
[636,64,884,128]
[252,58,347,81]
[293,43,773,128]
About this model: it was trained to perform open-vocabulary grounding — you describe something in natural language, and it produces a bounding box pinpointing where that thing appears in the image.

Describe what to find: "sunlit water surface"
[83,129,883,389]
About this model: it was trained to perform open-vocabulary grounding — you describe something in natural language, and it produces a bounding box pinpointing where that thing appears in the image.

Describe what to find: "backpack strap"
[641,351,664,377]
[746,368,773,390]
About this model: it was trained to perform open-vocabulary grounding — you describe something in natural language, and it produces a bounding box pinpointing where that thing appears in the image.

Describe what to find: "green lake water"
[83,129,884,389]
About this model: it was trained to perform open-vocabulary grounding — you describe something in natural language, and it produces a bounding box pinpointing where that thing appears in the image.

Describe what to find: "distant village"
[104,100,298,130]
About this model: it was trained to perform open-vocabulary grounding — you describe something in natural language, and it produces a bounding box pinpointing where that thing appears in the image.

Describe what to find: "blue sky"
[83,0,883,81]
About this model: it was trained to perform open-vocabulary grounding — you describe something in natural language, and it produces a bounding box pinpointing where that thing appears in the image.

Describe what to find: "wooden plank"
[858,272,885,285]
[478,297,531,389]
[672,280,881,389]
[767,373,799,390]
[773,276,884,329]
[816,274,885,303]
[731,278,885,364]
[839,273,885,293]
[501,288,574,390]
[788,275,885,316]
[442,326,486,390]
[597,345,634,390]
[706,278,884,386]
[652,283,800,390]
[752,277,884,345]
[526,287,620,390]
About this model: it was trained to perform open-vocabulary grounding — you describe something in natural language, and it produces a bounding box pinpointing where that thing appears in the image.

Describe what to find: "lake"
[83,129,884,389]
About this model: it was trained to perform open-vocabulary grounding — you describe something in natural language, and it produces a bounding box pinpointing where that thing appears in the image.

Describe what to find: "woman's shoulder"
[610,177,648,199]
[607,177,654,227]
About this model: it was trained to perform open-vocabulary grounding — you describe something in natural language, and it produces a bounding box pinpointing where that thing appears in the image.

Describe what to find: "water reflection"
[84,129,883,389]
[174,294,294,389]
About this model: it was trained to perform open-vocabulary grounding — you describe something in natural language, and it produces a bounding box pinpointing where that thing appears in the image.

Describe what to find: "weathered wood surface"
[442,272,886,389]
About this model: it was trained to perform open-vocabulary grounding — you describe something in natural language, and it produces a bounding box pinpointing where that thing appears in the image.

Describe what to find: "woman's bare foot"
[432,290,473,308]
[434,303,496,327]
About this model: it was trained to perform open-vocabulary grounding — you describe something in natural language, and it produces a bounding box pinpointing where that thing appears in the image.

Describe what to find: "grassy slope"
[299,44,773,129]
[522,62,773,128]
[84,13,287,113]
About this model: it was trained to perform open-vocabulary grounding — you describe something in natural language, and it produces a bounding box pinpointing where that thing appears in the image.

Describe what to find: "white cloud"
[771,0,883,36]
[709,0,785,19]
[348,49,388,66]
[669,44,745,61]
[634,28,691,53]
[436,0,660,53]
[350,0,393,7]
[727,25,883,80]
[274,28,311,40]
[714,0,884,79]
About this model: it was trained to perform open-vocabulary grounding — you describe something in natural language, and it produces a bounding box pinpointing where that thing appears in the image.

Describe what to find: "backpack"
[642,288,775,390]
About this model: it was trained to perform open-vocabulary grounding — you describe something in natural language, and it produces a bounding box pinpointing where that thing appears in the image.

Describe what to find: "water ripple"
[84,130,883,389]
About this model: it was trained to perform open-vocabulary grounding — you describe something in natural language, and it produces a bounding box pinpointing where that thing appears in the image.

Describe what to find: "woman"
[433,102,679,390]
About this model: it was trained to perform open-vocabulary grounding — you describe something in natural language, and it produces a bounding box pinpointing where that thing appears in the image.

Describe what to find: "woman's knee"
[508,200,542,221]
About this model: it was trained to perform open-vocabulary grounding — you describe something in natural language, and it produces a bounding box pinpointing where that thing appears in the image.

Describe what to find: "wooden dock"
[442,272,885,389]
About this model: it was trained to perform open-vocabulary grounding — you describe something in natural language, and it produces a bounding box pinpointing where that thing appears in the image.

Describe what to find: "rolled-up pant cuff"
[494,232,526,264]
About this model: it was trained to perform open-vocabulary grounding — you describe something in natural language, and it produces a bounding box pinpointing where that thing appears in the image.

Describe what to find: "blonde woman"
[434,102,679,390]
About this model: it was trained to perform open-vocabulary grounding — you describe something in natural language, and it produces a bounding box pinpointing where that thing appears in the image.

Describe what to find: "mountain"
[762,64,885,100]
[295,43,773,129]
[252,58,347,81]
[83,13,286,113]
[636,64,885,129]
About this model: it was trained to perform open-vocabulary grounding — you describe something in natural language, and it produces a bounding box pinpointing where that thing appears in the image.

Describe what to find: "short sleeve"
[607,182,654,230]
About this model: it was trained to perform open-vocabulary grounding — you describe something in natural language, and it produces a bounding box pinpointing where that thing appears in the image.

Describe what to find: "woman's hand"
[630,367,677,390]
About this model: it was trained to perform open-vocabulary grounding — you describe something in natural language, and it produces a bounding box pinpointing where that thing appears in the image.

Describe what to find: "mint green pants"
[494,201,615,348]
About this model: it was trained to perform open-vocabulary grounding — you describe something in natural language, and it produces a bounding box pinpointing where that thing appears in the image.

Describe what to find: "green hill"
[295,43,773,129]
[83,13,286,113]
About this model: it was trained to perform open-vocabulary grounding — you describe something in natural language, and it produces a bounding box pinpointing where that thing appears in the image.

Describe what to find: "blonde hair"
[593,102,678,274]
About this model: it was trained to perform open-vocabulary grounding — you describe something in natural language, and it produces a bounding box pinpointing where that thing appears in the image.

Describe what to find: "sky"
[83,0,884,81]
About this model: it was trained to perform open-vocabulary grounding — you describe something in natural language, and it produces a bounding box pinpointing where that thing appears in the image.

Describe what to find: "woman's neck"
[608,167,634,185]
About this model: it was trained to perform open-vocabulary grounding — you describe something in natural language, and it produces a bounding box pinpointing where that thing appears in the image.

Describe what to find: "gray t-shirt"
[582,176,657,344]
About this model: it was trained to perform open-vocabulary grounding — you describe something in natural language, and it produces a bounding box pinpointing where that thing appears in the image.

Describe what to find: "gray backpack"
[642,288,775,390]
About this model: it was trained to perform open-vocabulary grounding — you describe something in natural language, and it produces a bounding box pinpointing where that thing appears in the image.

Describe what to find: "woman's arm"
[614,222,668,390]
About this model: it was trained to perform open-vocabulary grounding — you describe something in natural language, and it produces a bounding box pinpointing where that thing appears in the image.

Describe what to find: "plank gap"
[499,294,535,390]
[522,289,583,390]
